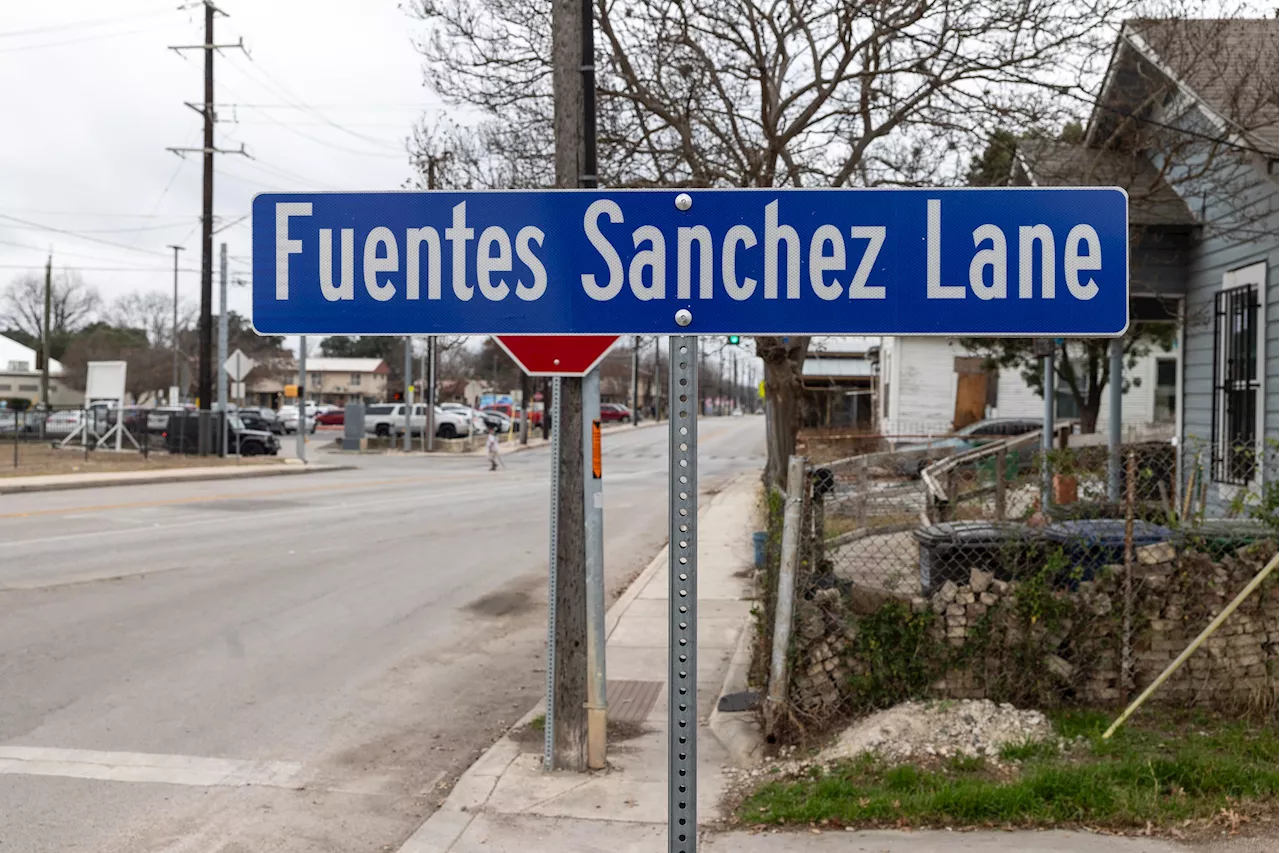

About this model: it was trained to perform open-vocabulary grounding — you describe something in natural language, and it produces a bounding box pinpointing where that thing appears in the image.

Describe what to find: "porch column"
[1107,337,1123,502]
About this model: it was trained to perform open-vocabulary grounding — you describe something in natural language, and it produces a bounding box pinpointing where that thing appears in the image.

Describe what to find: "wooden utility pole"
[167,1,246,453]
[40,254,51,409]
[549,0,589,772]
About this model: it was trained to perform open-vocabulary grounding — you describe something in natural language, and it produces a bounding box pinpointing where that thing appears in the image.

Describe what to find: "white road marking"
[0,745,303,789]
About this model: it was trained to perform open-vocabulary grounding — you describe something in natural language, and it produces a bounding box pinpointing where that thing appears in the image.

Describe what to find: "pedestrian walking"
[486,426,503,471]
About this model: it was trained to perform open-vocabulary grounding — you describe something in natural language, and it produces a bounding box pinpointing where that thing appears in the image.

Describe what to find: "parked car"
[441,403,490,434]
[394,404,472,439]
[895,418,1043,475]
[363,403,400,437]
[483,403,547,429]
[147,405,195,433]
[164,412,279,456]
[238,407,284,434]
[599,403,635,423]
[277,405,317,434]
[478,409,512,433]
[315,409,345,426]
[237,409,277,435]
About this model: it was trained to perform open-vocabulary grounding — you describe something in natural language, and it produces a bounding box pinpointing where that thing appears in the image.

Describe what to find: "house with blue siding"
[1017,17,1277,512]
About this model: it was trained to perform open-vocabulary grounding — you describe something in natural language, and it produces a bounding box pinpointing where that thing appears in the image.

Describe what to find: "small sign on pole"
[223,349,255,382]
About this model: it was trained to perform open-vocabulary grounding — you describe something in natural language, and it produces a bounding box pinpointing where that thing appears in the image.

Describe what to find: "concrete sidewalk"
[398,473,761,852]
[0,460,349,495]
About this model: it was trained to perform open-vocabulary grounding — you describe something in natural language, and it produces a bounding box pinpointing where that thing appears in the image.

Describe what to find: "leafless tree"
[107,290,197,349]
[1,270,100,343]
[412,0,1149,485]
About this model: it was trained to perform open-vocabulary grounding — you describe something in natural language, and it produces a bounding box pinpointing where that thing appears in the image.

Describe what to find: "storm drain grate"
[606,679,662,723]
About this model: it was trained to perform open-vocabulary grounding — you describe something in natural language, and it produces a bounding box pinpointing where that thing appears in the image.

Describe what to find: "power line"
[0,213,172,256]
[0,263,201,272]
[0,5,178,39]
[218,78,407,160]
[0,220,194,235]
[225,53,407,152]
[0,26,155,54]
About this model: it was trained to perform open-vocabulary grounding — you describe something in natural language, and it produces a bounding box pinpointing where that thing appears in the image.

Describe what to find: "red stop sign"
[494,335,620,377]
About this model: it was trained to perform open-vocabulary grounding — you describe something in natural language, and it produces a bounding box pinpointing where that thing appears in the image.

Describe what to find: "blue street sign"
[252,188,1128,336]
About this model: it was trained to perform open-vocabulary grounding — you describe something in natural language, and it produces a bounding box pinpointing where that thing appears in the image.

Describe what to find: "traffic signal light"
[727,335,741,345]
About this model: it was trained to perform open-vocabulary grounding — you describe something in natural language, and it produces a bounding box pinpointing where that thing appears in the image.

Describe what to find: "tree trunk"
[553,376,587,772]
[758,335,810,489]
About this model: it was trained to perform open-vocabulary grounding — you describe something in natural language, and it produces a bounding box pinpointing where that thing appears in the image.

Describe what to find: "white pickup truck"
[363,403,470,439]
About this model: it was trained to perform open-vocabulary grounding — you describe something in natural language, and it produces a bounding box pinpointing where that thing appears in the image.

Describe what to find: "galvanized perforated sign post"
[543,377,562,770]
[668,336,698,852]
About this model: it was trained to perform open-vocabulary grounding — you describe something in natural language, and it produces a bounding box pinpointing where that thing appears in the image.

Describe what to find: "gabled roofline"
[1087,20,1270,155]
[1084,29,1130,148]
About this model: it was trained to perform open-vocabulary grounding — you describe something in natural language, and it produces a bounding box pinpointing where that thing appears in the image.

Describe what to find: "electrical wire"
[0,214,171,257]
[1,220,195,235]
[218,80,407,160]
[0,27,155,55]
[225,54,407,153]
[0,5,177,39]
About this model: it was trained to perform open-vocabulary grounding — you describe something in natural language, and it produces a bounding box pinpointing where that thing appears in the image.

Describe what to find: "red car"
[599,403,635,423]
[315,409,344,426]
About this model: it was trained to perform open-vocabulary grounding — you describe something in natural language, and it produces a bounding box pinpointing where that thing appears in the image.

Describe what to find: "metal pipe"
[1103,553,1279,739]
[583,368,607,769]
[1107,336,1124,501]
[426,336,436,452]
[217,243,228,457]
[403,337,412,452]
[765,455,807,739]
[296,337,307,463]
[1041,349,1055,511]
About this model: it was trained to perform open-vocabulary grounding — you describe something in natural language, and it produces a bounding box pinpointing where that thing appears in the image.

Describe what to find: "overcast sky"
[0,0,439,350]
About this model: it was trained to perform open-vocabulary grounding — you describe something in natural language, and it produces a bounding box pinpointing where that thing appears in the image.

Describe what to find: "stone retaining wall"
[788,542,1278,726]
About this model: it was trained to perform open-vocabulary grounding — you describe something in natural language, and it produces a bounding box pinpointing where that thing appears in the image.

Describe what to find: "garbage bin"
[1041,519,1178,583]
[913,522,1044,597]
[752,531,769,569]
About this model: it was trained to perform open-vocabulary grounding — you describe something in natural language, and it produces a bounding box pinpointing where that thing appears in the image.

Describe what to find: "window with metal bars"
[1211,283,1259,484]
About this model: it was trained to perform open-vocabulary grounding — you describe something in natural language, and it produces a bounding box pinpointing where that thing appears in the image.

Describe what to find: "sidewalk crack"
[518,778,592,814]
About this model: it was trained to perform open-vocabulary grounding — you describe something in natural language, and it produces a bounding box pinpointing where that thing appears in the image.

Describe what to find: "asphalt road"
[0,415,764,853]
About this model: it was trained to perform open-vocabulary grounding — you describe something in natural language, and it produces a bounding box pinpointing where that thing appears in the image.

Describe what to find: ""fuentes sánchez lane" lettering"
[273,198,1104,306]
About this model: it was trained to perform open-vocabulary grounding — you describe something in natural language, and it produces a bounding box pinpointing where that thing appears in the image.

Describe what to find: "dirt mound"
[820,699,1052,763]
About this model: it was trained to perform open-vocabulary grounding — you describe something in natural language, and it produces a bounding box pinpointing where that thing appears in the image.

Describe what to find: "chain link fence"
[0,404,253,474]
[758,432,1279,744]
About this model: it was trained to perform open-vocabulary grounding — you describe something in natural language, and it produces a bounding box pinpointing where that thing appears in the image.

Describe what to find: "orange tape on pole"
[592,419,602,479]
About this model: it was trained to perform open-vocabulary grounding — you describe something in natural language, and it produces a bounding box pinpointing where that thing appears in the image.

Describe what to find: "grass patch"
[741,714,1277,831]
[998,738,1061,763]
[529,714,545,732]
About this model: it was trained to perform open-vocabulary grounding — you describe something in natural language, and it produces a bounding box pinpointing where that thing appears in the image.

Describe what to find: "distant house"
[874,337,1175,439]
[0,334,82,407]
[1016,17,1277,505]
[800,350,875,430]
[298,357,390,405]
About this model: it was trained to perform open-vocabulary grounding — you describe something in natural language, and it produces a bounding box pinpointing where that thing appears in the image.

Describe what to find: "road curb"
[708,616,765,768]
[0,463,353,496]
